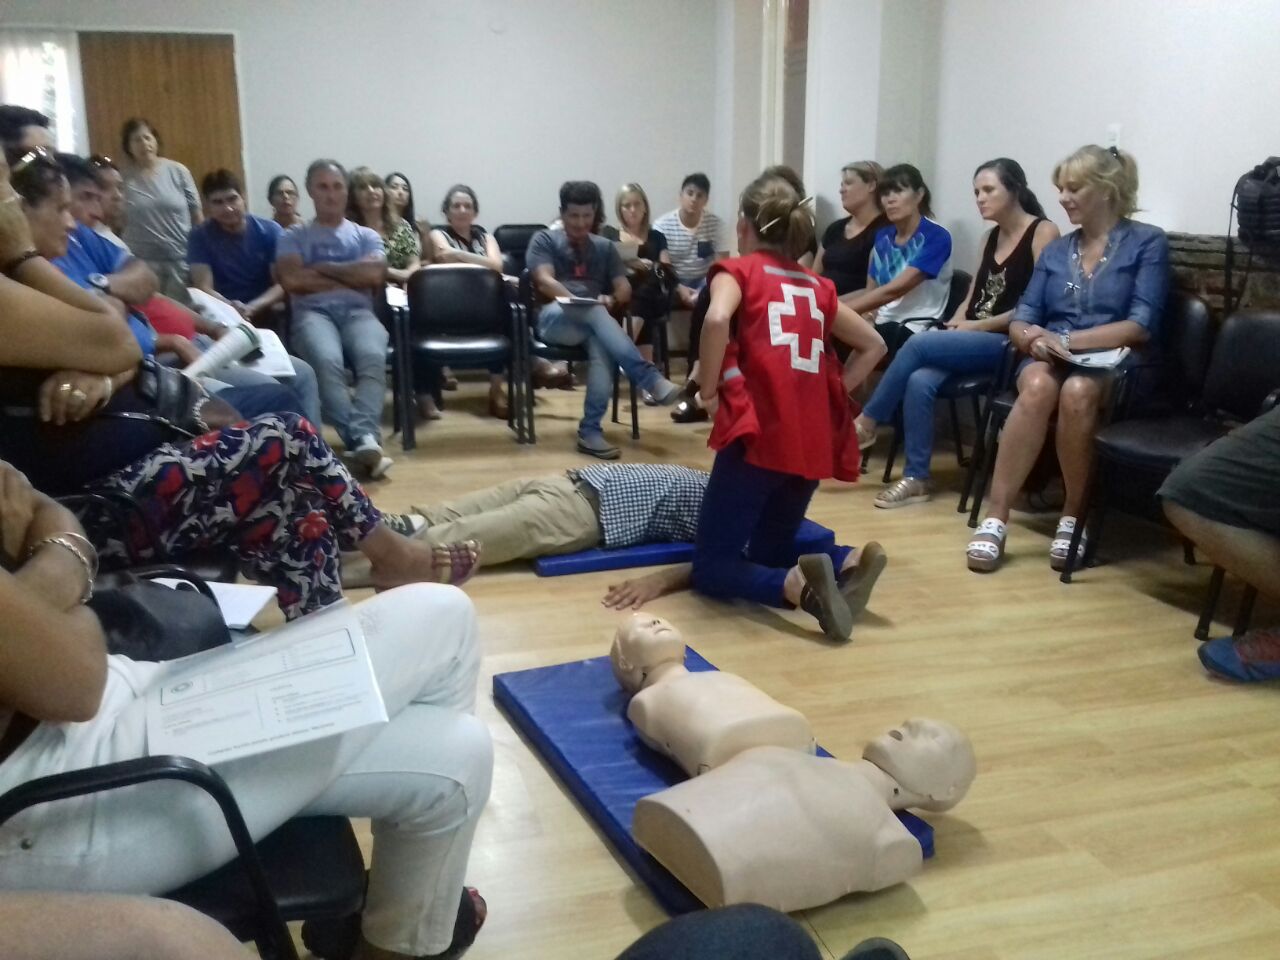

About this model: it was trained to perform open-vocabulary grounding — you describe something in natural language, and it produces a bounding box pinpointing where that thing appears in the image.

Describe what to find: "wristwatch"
[87,272,111,294]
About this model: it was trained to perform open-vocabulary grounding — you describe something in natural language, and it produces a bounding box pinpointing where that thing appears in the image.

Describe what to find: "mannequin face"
[610,614,685,692]
[862,718,976,812]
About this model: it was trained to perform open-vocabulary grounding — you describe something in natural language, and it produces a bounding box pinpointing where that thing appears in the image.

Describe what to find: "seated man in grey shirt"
[527,181,681,460]
[276,158,391,478]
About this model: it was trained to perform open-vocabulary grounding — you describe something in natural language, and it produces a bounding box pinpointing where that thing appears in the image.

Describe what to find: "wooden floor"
[324,375,1278,960]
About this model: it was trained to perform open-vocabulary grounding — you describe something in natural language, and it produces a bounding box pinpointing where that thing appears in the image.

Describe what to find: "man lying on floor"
[343,463,886,612]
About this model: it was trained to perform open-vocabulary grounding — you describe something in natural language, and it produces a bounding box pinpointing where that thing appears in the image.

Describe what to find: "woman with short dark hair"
[267,174,303,230]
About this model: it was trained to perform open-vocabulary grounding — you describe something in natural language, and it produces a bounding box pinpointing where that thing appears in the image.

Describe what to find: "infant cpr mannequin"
[610,614,815,776]
[632,719,977,911]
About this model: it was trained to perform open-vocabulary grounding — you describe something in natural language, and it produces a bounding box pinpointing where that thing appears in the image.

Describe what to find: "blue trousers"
[212,382,306,421]
[693,441,853,608]
[537,300,664,437]
[863,329,1008,479]
[616,904,821,960]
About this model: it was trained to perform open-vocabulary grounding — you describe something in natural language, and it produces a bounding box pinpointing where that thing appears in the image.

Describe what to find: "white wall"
[931,0,1280,267]
[3,0,721,227]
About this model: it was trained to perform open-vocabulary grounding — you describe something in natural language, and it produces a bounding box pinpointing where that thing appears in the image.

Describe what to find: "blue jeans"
[537,300,664,437]
[196,337,324,430]
[211,383,305,421]
[693,440,853,608]
[616,904,821,960]
[863,329,1008,480]
[291,303,388,448]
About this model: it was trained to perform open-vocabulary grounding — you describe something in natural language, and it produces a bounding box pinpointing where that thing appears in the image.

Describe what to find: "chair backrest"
[1156,292,1214,404]
[493,223,547,277]
[406,265,510,338]
[944,270,972,319]
[1202,309,1280,420]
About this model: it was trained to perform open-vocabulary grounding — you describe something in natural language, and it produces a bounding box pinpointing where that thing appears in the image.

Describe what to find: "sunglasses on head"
[89,153,116,170]
[10,146,57,177]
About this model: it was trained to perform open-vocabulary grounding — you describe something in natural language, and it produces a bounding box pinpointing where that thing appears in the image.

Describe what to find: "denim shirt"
[1013,219,1170,336]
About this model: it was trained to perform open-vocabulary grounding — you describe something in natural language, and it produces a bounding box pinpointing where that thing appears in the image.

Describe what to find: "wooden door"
[79,32,243,190]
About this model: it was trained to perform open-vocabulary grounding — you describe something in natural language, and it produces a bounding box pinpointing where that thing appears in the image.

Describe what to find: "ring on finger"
[59,382,73,394]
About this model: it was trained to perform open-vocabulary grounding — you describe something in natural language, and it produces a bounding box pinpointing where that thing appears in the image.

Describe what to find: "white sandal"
[967,518,1007,573]
[1049,516,1087,571]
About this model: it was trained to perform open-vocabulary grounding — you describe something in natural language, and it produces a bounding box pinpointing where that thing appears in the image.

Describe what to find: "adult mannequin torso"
[633,746,924,911]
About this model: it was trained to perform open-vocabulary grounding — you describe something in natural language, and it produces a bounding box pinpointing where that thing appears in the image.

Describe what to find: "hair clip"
[1107,146,1120,159]
[758,216,782,233]
[800,194,816,209]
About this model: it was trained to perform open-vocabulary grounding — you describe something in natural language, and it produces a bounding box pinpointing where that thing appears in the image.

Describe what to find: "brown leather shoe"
[489,390,510,420]
[532,358,574,389]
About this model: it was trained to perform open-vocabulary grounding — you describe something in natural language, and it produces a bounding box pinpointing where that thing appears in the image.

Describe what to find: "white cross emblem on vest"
[768,282,824,373]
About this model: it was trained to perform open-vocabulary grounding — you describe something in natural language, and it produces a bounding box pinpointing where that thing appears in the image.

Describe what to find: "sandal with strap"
[1049,516,1086,571]
[434,540,481,587]
[967,518,1007,573]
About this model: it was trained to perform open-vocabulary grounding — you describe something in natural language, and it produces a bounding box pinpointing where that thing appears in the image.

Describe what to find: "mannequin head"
[862,718,976,812]
[610,614,686,693]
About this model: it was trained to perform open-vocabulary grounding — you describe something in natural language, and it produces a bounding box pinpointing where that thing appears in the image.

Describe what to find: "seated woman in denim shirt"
[967,145,1169,575]
[855,158,1058,509]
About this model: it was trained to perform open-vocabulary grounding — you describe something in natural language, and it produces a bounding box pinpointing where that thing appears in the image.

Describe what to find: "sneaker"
[353,434,393,479]
[576,432,620,460]
[648,376,683,406]
[874,477,933,509]
[1198,628,1280,683]
[382,512,427,538]
[838,541,888,620]
[797,553,853,643]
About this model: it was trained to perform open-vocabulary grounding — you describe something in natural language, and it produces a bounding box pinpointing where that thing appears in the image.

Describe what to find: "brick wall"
[1168,232,1280,322]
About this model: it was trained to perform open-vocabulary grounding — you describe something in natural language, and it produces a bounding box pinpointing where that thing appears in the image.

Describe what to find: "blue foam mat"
[493,650,933,914]
[533,518,837,577]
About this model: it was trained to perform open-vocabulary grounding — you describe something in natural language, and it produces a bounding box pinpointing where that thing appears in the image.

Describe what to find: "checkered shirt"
[572,464,708,549]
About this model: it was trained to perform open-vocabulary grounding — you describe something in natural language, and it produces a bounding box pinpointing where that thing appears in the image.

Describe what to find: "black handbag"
[0,359,236,495]
[89,567,232,662]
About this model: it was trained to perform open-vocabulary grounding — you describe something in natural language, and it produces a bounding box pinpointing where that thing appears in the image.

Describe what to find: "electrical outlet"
[1105,123,1122,149]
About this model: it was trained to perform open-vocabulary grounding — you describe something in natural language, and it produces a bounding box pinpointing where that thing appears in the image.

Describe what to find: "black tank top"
[967,218,1044,320]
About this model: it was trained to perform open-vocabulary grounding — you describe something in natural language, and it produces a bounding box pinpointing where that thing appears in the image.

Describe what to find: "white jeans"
[0,584,492,956]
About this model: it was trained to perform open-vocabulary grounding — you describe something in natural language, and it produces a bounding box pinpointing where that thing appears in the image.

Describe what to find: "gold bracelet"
[28,535,95,603]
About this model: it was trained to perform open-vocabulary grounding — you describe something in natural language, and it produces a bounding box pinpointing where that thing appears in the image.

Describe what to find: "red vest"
[706,252,860,481]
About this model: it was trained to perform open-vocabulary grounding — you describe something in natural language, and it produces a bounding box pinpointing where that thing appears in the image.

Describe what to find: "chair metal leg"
[1059,467,1099,584]
[967,430,998,528]
[611,368,621,424]
[949,397,968,467]
[881,413,902,484]
[1234,585,1258,637]
[960,395,996,516]
[1182,540,1196,565]
[1196,566,1225,641]
[630,379,640,440]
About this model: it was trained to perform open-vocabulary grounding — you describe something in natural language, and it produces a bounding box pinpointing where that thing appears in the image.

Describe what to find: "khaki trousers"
[414,474,601,566]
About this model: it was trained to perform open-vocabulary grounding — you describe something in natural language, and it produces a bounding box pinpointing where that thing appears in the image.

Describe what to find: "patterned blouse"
[383,218,422,270]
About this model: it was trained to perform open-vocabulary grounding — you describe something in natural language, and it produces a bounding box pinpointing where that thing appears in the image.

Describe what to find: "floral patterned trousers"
[86,414,381,619]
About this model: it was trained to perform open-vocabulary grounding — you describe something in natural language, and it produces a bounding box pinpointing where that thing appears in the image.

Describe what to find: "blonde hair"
[614,182,651,235]
[346,166,399,229]
[1053,145,1139,218]
[740,173,814,260]
[841,161,885,212]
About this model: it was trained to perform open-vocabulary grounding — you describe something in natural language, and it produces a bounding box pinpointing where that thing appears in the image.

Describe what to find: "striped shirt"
[654,209,725,285]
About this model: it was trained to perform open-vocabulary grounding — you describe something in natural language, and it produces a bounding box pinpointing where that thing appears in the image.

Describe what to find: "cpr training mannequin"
[610,614,815,776]
[632,719,977,912]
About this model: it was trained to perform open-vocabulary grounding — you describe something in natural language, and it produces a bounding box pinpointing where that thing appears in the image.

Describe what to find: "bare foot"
[369,539,481,590]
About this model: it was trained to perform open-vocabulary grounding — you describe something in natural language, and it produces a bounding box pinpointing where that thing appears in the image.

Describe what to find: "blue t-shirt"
[187,214,283,304]
[275,219,385,311]
[525,229,625,298]
[867,218,953,325]
[53,222,157,356]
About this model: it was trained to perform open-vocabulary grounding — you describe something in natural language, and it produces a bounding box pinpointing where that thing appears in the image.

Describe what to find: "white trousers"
[0,584,492,956]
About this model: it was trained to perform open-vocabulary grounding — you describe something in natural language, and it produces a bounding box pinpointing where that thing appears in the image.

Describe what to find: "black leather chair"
[374,286,414,450]
[493,223,547,277]
[1058,306,1280,584]
[0,756,366,960]
[405,265,526,447]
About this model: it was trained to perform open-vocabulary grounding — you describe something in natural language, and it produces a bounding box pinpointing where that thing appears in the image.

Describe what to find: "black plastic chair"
[405,265,526,447]
[374,287,414,450]
[0,756,366,960]
[518,270,640,443]
[493,223,547,277]
[1058,305,1280,583]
